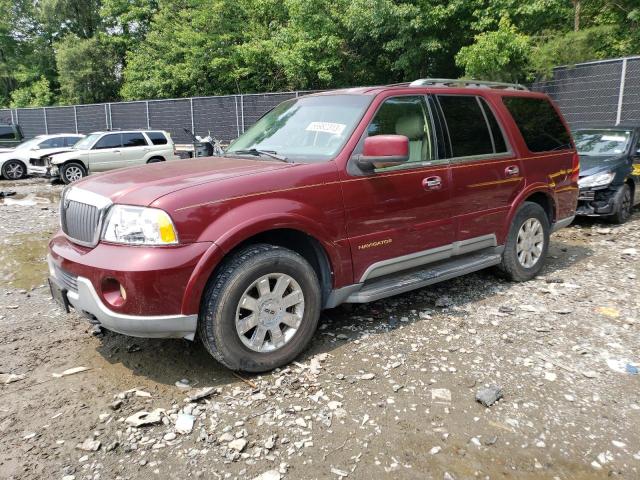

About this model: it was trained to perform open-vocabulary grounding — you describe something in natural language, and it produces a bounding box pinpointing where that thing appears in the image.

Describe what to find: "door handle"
[505,165,519,177]
[422,176,442,190]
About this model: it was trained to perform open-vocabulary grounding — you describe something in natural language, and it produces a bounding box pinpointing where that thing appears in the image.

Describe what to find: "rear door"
[342,94,455,283]
[89,133,123,171]
[121,132,151,165]
[434,94,521,243]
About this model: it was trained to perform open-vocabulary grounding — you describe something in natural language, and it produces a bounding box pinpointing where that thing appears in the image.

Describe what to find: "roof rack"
[409,78,528,91]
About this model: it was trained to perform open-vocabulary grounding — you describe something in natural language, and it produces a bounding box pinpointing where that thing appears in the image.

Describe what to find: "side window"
[146,131,168,145]
[437,95,494,158]
[367,96,434,164]
[65,136,81,147]
[93,134,122,150]
[122,132,148,147]
[39,137,65,148]
[502,97,571,152]
[0,126,15,139]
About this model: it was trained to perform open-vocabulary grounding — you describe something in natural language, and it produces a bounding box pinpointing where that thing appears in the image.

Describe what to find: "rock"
[295,418,307,428]
[0,373,25,385]
[175,378,191,389]
[544,372,557,382]
[186,387,219,402]
[359,373,375,380]
[431,388,451,403]
[435,296,453,308]
[164,432,177,441]
[228,438,247,452]
[252,470,281,480]
[125,408,164,427]
[175,413,195,434]
[105,440,119,452]
[76,438,101,451]
[218,432,234,443]
[327,400,342,410]
[52,366,89,378]
[475,386,503,407]
[331,468,349,478]
[110,399,123,411]
[430,446,442,455]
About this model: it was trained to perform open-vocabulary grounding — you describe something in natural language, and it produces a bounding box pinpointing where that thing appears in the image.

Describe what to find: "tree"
[10,76,54,107]
[56,34,120,104]
[456,16,532,83]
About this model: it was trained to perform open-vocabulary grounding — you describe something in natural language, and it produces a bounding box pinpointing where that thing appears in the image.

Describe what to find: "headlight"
[102,205,178,245]
[578,172,615,189]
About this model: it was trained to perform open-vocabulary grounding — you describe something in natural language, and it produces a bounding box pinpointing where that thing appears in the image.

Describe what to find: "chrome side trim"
[551,215,575,233]
[359,234,497,283]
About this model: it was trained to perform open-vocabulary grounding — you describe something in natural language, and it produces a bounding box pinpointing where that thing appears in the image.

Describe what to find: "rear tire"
[1,160,27,180]
[608,184,633,224]
[198,244,321,372]
[60,162,87,184]
[499,202,550,282]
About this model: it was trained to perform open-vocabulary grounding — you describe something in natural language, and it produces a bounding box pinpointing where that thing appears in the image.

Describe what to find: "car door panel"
[121,132,151,165]
[341,95,454,283]
[89,133,122,171]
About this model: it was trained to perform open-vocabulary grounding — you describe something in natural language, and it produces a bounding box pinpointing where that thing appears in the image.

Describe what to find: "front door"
[433,94,522,242]
[341,95,454,283]
[89,133,123,171]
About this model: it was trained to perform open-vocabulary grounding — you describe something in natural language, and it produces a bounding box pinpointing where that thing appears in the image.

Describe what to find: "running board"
[345,252,502,303]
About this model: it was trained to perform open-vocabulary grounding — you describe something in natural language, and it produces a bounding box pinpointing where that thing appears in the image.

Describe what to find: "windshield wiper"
[228,148,289,162]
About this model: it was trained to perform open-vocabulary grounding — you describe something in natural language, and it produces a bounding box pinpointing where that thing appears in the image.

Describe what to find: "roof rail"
[409,78,529,91]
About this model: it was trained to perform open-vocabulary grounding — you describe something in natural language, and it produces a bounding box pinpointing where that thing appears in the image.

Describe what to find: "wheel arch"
[501,185,556,243]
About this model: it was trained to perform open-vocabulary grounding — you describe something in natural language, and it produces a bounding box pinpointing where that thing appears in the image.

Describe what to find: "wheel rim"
[516,218,544,268]
[64,166,83,182]
[5,161,24,179]
[235,273,305,353]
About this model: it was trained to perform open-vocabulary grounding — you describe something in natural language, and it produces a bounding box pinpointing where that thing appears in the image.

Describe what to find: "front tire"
[60,162,87,184]
[198,244,321,372]
[609,184,633,224]
[499,202,550,282]
[1,160,27,180]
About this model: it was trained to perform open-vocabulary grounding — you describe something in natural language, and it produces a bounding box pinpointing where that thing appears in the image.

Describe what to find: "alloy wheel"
[64,165,84,183]
[235,273,305,353]
[516,218,544,268]
[5,161,24,180]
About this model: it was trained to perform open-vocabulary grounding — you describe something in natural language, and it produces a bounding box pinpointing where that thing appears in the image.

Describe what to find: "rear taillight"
[570,152,580,183]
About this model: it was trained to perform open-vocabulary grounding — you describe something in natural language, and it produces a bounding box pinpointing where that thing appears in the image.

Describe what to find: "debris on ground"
[475,386,503,407]
[52,366,90,378]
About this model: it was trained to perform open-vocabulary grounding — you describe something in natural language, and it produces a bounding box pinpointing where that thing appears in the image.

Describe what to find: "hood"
[50,149,89,163]
[578,154,627,177]
[73,157,293,206]
[35,147,76,159]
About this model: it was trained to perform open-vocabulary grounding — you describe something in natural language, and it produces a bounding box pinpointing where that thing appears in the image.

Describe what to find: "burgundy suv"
[48,79,578,372]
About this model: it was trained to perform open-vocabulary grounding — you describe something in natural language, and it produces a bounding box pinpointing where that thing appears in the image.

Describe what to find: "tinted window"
[437,96,494,158]
[146,131,168,145]
[65,136,82,147]
[39,137,66,148]
[503,97,571,152]
[122,132,148,147]
[367,96,434,163]
[93,134,122,149]
[0,126,15,139]
[479,98,508,153]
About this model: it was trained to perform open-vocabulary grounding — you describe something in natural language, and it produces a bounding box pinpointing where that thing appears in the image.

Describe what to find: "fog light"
[102,278,126,307]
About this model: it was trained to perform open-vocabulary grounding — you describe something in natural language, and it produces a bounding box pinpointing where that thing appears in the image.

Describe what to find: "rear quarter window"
[146,131,168,145]
[503,97,572,153]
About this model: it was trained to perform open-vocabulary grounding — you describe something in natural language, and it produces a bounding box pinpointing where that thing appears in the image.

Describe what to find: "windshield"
[15,138,42,150]
[73,133,101,150]
[574,129,632,156]
[226,94,372,162]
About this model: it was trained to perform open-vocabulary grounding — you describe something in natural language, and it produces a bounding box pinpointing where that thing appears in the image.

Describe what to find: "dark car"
[574,127,640,223]
[48,79,578,372]
[0,124,24,149]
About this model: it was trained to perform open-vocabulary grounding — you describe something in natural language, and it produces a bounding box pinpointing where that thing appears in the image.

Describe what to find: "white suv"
[32,130,178,184]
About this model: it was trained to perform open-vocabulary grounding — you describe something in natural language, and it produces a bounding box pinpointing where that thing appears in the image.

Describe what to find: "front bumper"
[576,185,623,216]
[49,258,197,339]
[28,164,58,177]
[48,233,215,340]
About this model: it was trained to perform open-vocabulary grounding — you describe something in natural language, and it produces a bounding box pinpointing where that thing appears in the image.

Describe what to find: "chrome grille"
[60,187,112,247]
[54,264,78,292]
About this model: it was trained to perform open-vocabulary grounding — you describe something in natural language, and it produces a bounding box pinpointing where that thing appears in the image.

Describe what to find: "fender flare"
[500,183,556,241]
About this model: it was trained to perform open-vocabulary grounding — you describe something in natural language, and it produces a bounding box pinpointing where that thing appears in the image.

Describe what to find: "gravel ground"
[1,178,639,480]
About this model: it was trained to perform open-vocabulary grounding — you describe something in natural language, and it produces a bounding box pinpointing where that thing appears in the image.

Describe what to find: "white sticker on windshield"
[601,135,626,142]
[306,122,346,135]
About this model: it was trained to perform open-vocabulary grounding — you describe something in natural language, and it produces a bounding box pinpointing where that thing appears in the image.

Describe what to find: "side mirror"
[355,135,409,171]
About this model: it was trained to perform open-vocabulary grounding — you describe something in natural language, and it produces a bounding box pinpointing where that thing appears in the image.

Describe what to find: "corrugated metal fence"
[0,91,315,144]
[533,56,640,130]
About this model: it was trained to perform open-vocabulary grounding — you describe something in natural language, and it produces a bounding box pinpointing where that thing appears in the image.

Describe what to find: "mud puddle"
[0,191,59,207]
[0,234,49,290]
